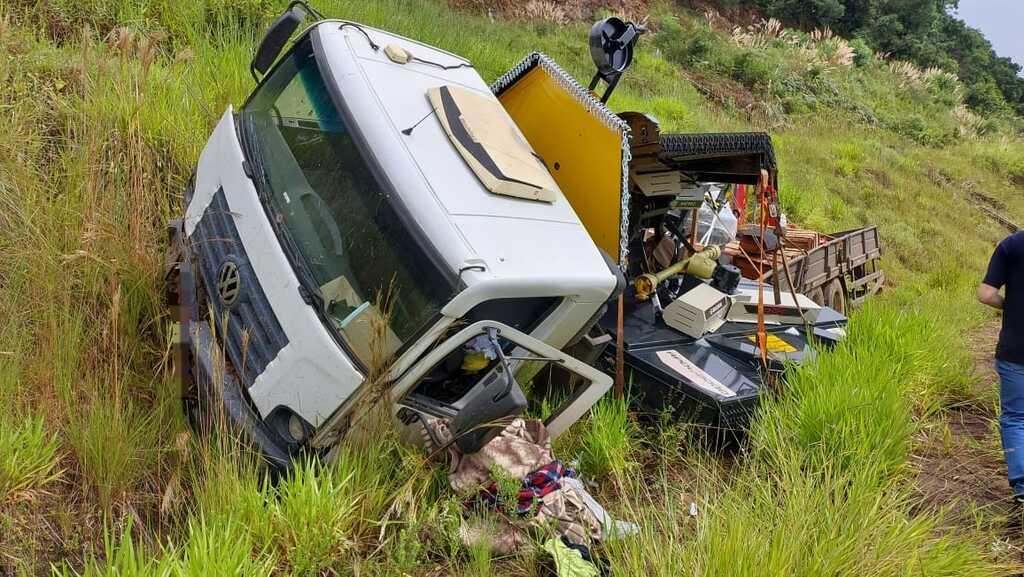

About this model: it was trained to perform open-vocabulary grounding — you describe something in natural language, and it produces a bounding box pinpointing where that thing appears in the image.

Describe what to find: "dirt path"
[913,319,1024,565]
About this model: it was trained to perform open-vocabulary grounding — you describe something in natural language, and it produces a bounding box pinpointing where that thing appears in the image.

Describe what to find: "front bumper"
[189,320,292,469]
[169,217,294,469]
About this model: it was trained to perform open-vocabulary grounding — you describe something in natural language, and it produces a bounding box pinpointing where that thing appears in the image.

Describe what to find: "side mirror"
[449,364,528,454]
[587,17,644,103]
[250,7,306,80]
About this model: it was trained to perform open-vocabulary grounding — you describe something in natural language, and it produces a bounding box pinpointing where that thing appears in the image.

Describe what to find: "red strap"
[756,171,769,368]
[614,294,625,398]
[734,184,747,227]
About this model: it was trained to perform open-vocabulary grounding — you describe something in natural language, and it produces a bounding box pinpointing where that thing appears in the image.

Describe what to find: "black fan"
[588,17,644,103]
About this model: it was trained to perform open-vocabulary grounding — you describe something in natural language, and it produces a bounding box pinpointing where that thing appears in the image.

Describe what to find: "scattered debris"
[543,538,600,577]
[440,418,635,570]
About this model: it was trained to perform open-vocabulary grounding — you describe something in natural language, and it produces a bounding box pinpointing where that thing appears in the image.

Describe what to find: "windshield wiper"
[238,113,329,315]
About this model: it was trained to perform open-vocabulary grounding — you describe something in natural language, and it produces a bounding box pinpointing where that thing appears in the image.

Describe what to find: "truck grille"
[191,188,288,387]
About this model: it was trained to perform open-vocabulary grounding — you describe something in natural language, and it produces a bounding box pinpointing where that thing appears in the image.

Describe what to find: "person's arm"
[978,283,1004,310]
[979,239,1009,310]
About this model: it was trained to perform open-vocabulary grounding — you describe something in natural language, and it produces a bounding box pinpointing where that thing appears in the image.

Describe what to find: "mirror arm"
[250,3,322,82]
[286,1,325,21]
[600,73,622,103]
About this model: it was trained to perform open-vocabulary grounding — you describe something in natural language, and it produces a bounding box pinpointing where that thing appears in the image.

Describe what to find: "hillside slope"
[1,1,1022,575]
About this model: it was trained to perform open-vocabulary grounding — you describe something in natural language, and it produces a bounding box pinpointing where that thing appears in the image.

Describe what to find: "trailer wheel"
[807,286,825,307]
[827,279,846,314]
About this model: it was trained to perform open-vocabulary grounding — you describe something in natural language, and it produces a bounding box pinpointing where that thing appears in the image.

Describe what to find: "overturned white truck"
[165,5,855,466]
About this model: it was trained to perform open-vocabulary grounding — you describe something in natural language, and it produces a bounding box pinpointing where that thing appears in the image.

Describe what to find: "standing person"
[979,231,1024,501]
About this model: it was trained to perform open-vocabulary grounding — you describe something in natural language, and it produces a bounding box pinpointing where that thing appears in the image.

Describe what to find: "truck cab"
[168,17,621,465]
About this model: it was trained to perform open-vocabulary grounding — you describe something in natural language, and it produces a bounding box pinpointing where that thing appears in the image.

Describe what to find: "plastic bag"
[681,184,737,247]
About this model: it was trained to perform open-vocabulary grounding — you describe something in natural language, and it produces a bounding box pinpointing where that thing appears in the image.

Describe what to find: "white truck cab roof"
[312,22,618,313]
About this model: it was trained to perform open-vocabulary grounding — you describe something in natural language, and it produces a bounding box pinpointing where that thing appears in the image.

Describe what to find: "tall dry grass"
[0,0,1020,575]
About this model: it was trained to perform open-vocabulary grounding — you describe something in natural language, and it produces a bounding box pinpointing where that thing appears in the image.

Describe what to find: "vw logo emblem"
[217,261,241,306]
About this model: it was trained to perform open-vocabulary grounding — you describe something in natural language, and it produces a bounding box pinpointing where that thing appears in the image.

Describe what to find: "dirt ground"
[913,319,1024,566]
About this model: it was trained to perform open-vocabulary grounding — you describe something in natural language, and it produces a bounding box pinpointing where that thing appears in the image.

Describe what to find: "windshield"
[242,37,453,366]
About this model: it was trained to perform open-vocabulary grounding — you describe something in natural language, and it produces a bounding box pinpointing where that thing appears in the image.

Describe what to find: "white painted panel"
[188,108,365,426]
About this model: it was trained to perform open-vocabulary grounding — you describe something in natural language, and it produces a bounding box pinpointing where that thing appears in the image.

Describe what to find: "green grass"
[68,398,164,511]
[0,0,1021,575]
[577,395,637,479]
[753,293,978,480]
[0,416,61,502]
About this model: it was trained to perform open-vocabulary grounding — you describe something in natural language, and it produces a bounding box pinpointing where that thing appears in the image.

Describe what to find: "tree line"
[738,0,1023,116]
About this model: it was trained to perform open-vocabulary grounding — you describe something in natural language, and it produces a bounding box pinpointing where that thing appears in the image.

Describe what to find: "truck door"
[388,321,613,453]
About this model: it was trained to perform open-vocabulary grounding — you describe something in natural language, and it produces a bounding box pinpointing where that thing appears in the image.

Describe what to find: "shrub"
[849,37,873,66]
[653,16,689,65]
[655,16,718,67]
[966,80,1011,116]
[886,114,955,147]
[730,51,773,89]
[927,73,963,108]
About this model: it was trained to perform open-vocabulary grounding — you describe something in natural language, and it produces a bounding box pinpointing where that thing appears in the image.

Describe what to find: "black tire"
[807,286,825,307]
[827,278,846,314]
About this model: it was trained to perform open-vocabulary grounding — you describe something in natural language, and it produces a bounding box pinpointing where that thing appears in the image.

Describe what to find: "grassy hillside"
[1,0,1022,575]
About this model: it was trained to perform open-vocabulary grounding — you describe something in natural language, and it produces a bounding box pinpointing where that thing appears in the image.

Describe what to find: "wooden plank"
[802,272,829,290]
[849,270,884,289]
[782,229,821,251]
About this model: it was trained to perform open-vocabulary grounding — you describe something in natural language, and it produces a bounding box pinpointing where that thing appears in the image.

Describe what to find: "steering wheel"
[298,188,345,259]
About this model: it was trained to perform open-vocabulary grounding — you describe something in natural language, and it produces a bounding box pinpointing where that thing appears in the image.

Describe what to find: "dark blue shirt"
[984,232,1024,364]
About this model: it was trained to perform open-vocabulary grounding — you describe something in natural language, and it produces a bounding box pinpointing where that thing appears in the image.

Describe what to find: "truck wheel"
[807,287,825,307]
[827,279,846,314]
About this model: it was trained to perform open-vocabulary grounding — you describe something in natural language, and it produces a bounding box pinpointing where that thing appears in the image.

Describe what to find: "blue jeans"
[997,359,1024,494]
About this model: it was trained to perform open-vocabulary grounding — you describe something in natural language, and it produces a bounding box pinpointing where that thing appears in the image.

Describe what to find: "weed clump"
[0,417,61,502]
[577,395,637,479]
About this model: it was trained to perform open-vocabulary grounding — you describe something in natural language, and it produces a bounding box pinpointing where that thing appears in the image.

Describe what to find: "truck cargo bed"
[727,225,884,310]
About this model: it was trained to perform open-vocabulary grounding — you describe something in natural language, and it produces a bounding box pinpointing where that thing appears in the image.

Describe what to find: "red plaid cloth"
[465,460,574,515]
